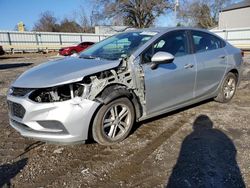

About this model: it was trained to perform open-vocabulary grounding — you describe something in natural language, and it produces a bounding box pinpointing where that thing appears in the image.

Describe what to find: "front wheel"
[214,72,237,103]
[92,98,135,145]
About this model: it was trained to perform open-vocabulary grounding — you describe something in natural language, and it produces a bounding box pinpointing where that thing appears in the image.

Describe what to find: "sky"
[0,0,94,30]
[0,0,239,31]
[0,0,178,31]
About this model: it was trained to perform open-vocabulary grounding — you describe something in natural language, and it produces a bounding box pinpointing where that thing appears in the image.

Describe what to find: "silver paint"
[12,57,121,88]
[7,27,243,144]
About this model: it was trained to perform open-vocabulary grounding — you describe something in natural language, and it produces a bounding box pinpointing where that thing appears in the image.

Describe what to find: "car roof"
[123,27,224,41]
[124,27,215,35]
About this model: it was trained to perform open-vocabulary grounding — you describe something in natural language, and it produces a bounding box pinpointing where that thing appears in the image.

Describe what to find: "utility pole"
[174,0,179,25]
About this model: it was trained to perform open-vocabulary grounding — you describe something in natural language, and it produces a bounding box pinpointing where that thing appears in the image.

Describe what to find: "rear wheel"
[92,97,135,145]
[214,72,237,103]
[70,50,77,55]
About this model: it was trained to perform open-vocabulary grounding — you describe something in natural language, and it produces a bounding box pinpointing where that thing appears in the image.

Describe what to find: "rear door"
[190,31,227,98]
[141,30,196,115]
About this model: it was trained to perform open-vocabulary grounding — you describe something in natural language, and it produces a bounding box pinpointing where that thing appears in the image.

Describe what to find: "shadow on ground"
[166,115,245,188]
[0,158,28,187]
[0,63,32,70]
[0,56,24,60]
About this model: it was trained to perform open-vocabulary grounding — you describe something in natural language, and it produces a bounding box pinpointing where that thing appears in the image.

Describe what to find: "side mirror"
[151,52,174,70]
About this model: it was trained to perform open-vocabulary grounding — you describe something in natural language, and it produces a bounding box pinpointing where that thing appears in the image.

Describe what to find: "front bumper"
[7,94,100,144]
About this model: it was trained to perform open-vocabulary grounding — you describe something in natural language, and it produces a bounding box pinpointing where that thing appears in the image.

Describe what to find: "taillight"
[241,50,244,57]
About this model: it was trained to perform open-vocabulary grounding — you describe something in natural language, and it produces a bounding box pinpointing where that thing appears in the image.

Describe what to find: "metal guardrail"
[0,30,111,53]
[0,28,249,53]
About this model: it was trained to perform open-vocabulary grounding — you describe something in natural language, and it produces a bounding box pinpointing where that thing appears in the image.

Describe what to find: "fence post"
[35,33,39,45]
[59,34,62,45]
[7,32,12,45]
[226,30,229,40]
[80,35,83,42]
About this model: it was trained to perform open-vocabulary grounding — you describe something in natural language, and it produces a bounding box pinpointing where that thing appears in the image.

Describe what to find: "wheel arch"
[95,84,143,120]
[228,69,239,82]
[87,84,143,141]
[227,68,240,86]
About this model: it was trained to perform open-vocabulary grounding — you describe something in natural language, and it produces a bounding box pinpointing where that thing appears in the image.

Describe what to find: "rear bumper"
[7,94,100,144]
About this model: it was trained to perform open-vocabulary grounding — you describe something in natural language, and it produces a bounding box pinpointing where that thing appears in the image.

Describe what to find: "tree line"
[30,0,232,33]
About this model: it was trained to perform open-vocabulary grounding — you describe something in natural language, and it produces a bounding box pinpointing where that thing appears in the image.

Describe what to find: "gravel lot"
[0,53,250,188]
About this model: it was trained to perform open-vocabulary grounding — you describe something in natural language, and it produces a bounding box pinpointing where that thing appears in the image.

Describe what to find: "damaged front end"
[28,83,84,103]
[7,82,101,143]
[9,59,133,104]
[7,55,146,143]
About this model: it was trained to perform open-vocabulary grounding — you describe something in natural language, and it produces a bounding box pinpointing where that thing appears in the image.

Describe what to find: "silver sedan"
[7,28,243,145]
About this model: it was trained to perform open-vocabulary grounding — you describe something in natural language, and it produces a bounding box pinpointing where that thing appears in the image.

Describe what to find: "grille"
[11,87,32,97]
[8,101,26,119]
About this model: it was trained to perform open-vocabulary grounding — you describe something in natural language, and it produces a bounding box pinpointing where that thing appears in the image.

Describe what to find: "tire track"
[105,114,191,185]
[48,112,192,188]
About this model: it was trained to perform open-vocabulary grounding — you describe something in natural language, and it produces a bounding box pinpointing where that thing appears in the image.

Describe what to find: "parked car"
[59,41,94,56]
[0,45,5,55]
[7,28,243,145]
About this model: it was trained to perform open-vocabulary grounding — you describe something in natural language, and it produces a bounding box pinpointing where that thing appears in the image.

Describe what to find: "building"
[219,0,250,29]
[95,26,135,35]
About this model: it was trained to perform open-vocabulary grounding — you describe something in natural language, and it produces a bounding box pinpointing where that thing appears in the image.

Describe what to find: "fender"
[95,85,142,120]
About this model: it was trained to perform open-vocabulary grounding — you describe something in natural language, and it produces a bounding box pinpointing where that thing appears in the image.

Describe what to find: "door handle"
[184,64,194,69]
[219,55,226,59]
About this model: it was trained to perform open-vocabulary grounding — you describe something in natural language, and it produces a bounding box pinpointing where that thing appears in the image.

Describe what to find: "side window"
[142,31,189,63]
[191,31,223,53]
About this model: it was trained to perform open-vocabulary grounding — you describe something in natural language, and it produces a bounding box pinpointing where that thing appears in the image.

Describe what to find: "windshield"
[79,31,157,60]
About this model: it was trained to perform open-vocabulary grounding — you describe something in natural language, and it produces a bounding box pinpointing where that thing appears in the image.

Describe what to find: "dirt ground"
[0,52,250,188]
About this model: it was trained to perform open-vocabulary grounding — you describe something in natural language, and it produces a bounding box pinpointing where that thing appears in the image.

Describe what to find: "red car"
[59,42,94,56]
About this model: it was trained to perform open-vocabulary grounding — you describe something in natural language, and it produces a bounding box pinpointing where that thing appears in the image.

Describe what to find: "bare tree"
[95,0,171,28]
[33,11,60,32]
[73,6,101,33]
[33,12,82,32]
[177,0,232,28]
[58,18,82,33]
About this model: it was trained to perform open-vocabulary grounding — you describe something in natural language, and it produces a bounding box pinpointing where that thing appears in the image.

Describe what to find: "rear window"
[191,31,226,53]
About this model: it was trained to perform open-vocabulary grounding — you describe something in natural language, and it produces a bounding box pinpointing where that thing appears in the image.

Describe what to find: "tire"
[214,72,237,103]
[70,50,77,55]
[92,97,135,145]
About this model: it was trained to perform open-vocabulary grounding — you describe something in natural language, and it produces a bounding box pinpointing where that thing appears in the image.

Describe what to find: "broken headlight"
[29,83,84,103]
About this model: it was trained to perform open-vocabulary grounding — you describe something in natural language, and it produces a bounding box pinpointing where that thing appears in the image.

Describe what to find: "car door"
[190,31,227,98]
[141,30,196,116]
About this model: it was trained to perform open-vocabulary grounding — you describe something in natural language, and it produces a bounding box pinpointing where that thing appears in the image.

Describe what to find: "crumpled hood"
[12,57,120,88]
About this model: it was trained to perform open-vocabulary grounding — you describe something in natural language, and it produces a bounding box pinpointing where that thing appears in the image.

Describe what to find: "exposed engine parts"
[29,84,84,102]
[82,68,133,100]
[11,58,146,118]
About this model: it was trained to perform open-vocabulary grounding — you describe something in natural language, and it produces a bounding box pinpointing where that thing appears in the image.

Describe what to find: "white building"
[219,0,250,29]
[95,26,135,35]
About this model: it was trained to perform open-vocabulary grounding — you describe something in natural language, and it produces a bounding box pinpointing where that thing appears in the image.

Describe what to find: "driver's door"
[141,30,196,115]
